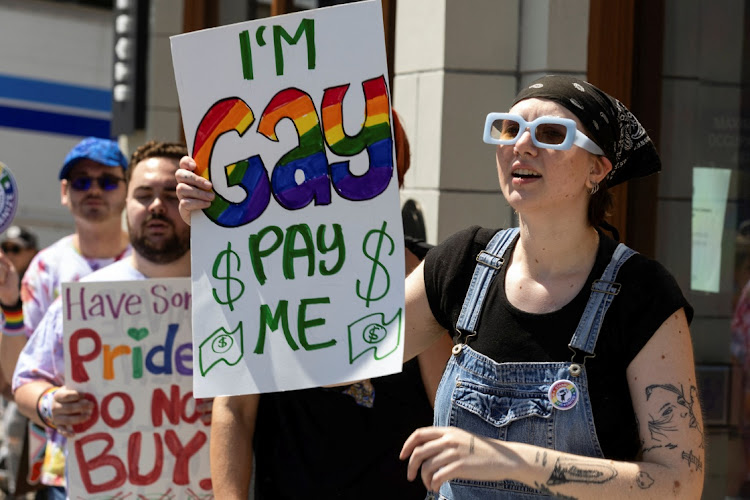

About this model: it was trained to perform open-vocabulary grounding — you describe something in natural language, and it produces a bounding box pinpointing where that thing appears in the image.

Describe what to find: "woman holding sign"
[177,76,704,498]
[395,76,704,498]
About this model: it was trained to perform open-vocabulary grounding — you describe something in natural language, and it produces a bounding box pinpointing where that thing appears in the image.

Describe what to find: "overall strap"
[456,228,520,335]
[568,242,637,355]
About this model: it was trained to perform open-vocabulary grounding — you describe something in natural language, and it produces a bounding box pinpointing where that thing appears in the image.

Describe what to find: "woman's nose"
[513,128,536,155]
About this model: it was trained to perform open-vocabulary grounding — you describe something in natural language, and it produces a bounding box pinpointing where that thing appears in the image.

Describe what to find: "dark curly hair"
[126,140,187,183]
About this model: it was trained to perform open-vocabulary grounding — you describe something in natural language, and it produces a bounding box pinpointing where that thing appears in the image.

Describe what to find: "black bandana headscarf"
[512,75,661,187]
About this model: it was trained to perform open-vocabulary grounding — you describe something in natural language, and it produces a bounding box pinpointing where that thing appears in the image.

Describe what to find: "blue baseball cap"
[59,137,128,180]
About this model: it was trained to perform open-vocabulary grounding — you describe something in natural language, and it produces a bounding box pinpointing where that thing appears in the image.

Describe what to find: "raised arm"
[211,394,259,499]
[3,250,50,392]
[404,261,450,364]
[401,308,704,499]
[0,252,20,305]
[0,251,20,397]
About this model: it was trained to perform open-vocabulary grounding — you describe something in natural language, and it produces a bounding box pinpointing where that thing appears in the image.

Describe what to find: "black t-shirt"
[424,226,693,460]
[253,237,435,499]
[254,359,432,499]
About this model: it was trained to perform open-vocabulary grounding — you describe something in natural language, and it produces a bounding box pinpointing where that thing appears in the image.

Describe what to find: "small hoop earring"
[590,183,600,195]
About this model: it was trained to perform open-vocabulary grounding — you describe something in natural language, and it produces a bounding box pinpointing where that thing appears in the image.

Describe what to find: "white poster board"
[170,0,405,397]
[63,279,212,499]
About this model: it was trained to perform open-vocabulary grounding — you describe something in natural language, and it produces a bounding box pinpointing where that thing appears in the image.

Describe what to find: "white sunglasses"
[483,113,604,156]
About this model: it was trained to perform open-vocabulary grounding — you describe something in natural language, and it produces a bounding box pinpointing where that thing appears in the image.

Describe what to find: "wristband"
[36,386,59,429]
[1,299,24,337]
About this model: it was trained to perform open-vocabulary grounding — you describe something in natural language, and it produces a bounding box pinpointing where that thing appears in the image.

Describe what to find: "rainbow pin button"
[547,379,579,411]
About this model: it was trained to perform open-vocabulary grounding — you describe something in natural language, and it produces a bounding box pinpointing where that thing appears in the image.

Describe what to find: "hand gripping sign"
[171,0,405,397]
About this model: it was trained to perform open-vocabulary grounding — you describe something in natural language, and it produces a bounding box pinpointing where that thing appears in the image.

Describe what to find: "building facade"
[0,0,748,497]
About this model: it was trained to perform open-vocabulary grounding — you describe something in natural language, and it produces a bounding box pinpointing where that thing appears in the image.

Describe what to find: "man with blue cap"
[0,136,132,498]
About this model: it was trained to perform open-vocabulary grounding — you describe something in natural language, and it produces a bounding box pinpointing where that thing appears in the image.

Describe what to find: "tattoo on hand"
[645,383,704,448]
[636,471,654,489]
[547,457,617,486]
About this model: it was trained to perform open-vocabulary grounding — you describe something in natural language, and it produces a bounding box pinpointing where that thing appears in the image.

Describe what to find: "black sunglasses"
[1,243,23,254]
[68,175,126,192]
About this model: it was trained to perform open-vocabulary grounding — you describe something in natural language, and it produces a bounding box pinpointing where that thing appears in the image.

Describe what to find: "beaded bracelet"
[1,299,24,337]
[36,386,59,429]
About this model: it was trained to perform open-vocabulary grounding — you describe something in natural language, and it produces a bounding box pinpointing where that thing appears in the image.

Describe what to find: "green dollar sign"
[212,241,245,311]
[217,337,227,348]
[356,221,393,307]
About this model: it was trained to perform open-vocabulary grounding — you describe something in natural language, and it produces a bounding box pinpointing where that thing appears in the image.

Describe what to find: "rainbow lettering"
[192,98,272,227]
[258,88,331,210]
[189,75,395,228]
[69,326,192,382]
[322,75,393,201]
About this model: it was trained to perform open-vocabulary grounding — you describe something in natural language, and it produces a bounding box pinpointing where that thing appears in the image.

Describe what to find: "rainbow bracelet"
[1,299,24,337]
[36,386,59,429]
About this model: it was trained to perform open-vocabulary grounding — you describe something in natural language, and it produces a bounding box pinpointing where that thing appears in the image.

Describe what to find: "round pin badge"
[547,379,579,411]
[0,162,19,234]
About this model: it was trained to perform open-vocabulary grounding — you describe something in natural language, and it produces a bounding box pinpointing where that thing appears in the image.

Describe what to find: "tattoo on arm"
[647,401,679,441]
[546,457,617,486]
[644,383,704,448]
[534,482,579,499]
[681,450,703,471]
[634,414,645,449]
[636,471,655,489]
[642,443,677,454]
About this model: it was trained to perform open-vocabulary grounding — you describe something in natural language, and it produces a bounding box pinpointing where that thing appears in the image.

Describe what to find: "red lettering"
[151,384,180,426]
[101,392,134,428]
[69,329,102,383]
[74,433,126,493]
[128,432,163,486]
[181,391,200,424]
[73,393,99,434]
[165,430,207,485]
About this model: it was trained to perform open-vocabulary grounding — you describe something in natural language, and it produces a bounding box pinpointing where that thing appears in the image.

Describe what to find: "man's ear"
[60,180,69,206]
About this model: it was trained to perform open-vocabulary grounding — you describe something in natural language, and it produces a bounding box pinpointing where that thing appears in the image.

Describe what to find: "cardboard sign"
[171,0,405,396]
[63,279,212,499]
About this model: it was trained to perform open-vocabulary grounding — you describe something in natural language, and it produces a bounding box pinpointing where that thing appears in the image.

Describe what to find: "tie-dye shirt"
[13,235,130,487]
[21,234,131,338]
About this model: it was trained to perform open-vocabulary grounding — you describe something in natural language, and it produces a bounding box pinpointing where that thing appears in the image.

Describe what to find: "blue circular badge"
[0,162,18,233]
[548,379,579,411]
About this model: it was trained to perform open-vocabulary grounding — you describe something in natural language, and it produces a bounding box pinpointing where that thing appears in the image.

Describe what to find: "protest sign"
[0,161,19,233]
[63,278,212,499]
[171,0,405,397]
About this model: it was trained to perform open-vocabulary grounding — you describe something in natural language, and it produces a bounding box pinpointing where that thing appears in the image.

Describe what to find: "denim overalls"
[431,228,636,499]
